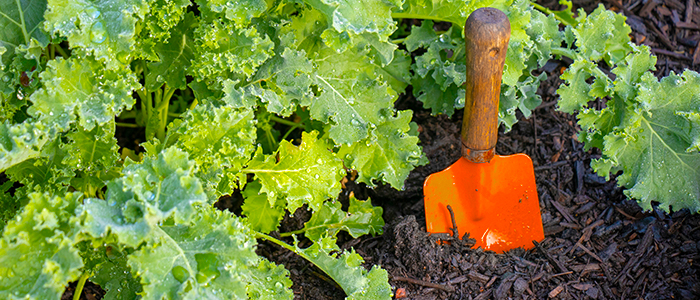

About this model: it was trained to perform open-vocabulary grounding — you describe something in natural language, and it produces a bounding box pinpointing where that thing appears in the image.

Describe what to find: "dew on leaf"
[117,52,130,64]
[84,6,100,19]
[107,198,117,207]
[111,215,124,224]
[90,21,107,43]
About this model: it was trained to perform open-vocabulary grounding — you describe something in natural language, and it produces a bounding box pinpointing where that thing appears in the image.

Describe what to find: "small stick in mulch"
[446,205,476,248]
[392,275,455,293]
[447,205,459,239]
[533,240,571,276]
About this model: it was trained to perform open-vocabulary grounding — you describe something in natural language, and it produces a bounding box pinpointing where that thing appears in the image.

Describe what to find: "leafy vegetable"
[554,5,700,212]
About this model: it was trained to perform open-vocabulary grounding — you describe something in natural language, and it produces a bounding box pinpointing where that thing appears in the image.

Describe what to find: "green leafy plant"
[1,0,699,299]
[552,5,700,212]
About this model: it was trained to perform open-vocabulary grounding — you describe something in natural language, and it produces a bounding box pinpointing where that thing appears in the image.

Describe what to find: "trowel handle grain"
[461,7,510,163]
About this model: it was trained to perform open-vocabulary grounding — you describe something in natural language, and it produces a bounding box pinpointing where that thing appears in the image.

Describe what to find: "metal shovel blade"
[423,154,544,253]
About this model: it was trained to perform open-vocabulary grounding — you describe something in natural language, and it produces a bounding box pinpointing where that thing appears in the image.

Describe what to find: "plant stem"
[15,0,29,46]
[550,47,611,81]
[280,126,296,141]
[264,127,278,150]
[116,122,139,128]
[269,116,303,128]
[279,229,304,237]
[72,272,91,300]
[391,13,454,25]
[54,44,69,58]
[255,232,313,262]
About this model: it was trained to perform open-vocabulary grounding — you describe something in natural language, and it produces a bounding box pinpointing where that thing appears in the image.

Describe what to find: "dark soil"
[64,0,700,299]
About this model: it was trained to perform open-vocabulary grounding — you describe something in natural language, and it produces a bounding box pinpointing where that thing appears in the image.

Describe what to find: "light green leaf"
[243,131,344,212]
[302,0,399,64]
[0,120,48,172]
[81,147,208,247]
[309,48,396,145]
[295,235,391,300]
[168,103,256,195]
[84,244,142,300]
[140,0,190,42]
[28,56,140,131]
[128,205,292,300]
[145,12,197,91]
[303,195,384,241]
[223,47,315,116]
[80,181,153,248]
[199,0,267,26]
[404,0,557,132]
[598,71,700,213]
[339,110,425,189]
[556,59,606,113]
[241,181,284,234]
[0,192,83,300]
[6,138,73,195]
[572,4,633,65]
[44,0,149,69]
[192,20,274,85]
[63,123,120,176]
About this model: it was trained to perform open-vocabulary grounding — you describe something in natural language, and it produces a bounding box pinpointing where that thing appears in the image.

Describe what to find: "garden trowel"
[423,7,544,253]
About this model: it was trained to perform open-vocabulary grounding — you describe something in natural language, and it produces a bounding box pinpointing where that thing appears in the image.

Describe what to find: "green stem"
[551,47,612,82]
[279,229,304,238]
[54,44,69,58]
[264,127,278,150]
[15,0,29,46]
[137,89,149,126]
[168,112,181,118]
[530,1,575,26]
[280,126,296,141]
[116,122,139,128]
[530,2,554,17]
[255,232,313,262]
[72,272,91,300]
[391,12,455,25]
[269,116,303,128]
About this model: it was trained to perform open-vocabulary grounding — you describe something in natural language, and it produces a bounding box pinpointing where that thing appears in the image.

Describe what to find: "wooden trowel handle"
[461,7,510,163]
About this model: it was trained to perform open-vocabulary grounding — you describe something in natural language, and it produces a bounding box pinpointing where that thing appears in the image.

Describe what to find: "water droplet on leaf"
[90,21,107,43]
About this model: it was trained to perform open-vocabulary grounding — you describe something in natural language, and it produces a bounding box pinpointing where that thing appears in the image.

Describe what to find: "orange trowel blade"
[423,154,544,253]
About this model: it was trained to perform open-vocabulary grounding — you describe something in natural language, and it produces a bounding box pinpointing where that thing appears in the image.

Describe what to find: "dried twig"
[446,205,459,239]
[392,275,455,292]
